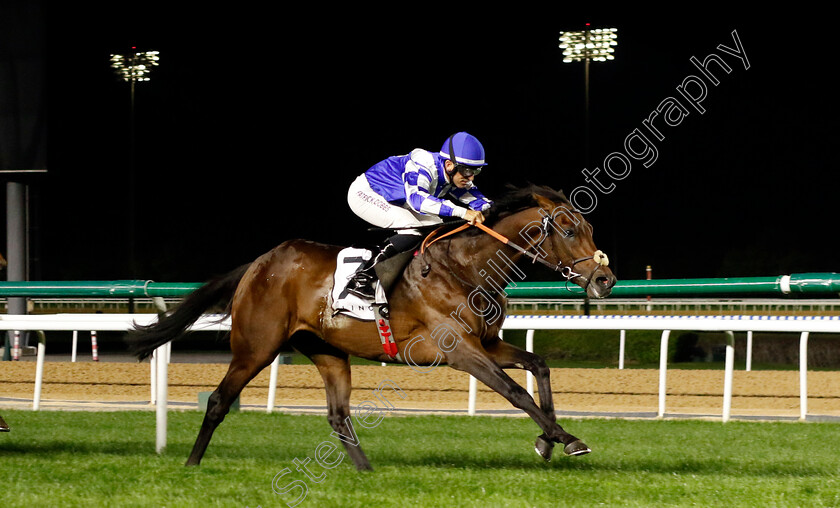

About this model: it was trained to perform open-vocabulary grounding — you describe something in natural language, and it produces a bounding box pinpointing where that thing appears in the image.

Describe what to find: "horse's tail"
[124,263,250,361]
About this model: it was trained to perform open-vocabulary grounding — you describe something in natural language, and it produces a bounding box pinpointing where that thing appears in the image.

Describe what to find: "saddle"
[331,247,414,359]
[332,249,414,316]
[331,222,468,358]
[332,220,471,314]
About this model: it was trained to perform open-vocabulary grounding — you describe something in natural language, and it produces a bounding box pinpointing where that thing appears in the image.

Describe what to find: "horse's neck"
[445,210,536,277]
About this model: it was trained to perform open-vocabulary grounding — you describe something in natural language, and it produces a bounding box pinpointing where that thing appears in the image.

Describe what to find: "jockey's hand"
[464,209,485,225]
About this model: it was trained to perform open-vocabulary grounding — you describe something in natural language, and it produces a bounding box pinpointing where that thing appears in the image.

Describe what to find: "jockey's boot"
[0,414,9,432]
[346,239,402,300]
[347,233,420,300]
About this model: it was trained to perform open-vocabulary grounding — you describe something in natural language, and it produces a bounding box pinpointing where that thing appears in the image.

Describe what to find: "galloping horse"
[126,184,616,469]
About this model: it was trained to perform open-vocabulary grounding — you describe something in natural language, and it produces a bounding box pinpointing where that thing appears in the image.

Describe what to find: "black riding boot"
[347,241,401,299]
[347,234,419,299]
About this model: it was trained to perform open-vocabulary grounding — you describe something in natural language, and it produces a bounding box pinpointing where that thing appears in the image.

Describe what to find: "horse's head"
[490,185,616,299]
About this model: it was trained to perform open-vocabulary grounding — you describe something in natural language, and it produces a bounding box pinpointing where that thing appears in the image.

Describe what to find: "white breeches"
[347,174,442,235]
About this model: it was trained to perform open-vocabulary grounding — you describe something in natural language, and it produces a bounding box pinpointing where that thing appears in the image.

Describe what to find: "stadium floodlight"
[558,27,617,63]
[109,48,160,279]
[558,25,618,169]
[110,49,160,82]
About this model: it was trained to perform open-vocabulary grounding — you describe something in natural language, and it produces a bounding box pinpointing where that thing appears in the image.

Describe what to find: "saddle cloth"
[331,247,387,321]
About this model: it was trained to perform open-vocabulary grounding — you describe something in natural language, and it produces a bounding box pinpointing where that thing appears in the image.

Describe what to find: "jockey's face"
[452,170,474,188]
[444,160,476,188]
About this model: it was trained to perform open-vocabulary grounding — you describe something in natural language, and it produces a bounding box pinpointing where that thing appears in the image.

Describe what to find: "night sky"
[6,6,838,283]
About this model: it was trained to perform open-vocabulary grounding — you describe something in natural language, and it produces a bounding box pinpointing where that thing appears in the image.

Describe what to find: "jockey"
[346,131,494,299]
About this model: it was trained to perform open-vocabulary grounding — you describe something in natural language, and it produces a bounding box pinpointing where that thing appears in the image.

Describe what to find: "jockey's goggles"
[457,165,482,177]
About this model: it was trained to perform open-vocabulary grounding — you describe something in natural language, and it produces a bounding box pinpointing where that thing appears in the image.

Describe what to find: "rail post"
[799,332,809,421]
[657,330,671,418]
[722,331,735,422]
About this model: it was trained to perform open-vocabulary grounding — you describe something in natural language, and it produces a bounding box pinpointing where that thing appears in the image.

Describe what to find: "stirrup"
[347,286,375,300]
[347,278,376,299]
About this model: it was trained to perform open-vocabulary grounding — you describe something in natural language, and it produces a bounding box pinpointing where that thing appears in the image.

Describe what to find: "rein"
[420,219,609,283]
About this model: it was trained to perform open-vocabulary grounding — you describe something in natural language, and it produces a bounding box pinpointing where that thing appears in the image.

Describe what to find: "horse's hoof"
[563,439,591,456]
[353,458,373,471]
[534,435,554,461]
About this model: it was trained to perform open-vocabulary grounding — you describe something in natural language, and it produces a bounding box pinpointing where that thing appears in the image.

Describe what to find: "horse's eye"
[564,229,575,237]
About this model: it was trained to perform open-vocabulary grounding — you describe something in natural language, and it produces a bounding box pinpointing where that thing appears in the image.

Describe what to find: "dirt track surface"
[2,362,839,418]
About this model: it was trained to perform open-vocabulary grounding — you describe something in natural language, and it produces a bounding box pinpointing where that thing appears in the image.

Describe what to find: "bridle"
[420,208,610,292]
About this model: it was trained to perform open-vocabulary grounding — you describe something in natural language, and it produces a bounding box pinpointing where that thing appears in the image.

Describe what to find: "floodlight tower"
[559,25,617,314]
[558,25,617,167]
[109,49,160,279]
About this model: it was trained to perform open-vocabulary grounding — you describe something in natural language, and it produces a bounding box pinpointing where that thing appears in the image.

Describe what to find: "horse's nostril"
[596,276,615,289]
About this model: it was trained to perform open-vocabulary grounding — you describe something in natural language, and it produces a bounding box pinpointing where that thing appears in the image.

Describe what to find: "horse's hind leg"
[186,351,274,466]
[293,335,372,471]
[316,354,372,471]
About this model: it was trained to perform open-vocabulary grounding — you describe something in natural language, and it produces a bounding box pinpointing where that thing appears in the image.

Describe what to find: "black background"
[6,5,837,283]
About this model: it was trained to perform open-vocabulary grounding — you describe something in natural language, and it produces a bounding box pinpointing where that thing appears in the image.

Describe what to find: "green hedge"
[502,329,679,367]
[501,329,840,369]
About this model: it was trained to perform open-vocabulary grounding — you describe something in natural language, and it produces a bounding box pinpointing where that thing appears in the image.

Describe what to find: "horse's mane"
[483,183,569,226]
[418,183,570,240]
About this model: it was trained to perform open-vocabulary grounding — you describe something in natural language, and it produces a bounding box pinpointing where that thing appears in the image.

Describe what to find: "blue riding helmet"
[440,132,488,168]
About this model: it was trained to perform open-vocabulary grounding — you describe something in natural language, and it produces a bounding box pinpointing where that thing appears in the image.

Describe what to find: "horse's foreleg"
[448,344,590,457]
[483,339,558,460]
[186,355,268,466]
[483,339,556,419]
[310,353,373,471]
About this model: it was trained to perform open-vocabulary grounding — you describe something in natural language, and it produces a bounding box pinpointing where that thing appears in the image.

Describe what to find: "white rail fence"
[2,313,839,453]
[1,313,226,453]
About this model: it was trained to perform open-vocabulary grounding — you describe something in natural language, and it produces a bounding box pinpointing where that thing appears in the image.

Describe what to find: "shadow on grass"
[366,450,832,478]
[0,440,156,457]
[1,437,830,481]
[2,411,833,482]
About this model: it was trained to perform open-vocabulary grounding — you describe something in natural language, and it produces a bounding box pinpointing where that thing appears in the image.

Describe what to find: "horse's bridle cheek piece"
[523,213,610,291]
[528,214,582,280]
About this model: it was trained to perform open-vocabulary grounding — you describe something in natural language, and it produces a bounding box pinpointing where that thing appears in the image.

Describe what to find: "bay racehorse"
[125,184,616,469]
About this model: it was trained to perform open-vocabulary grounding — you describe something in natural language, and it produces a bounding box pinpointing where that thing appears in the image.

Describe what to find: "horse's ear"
[532,192,555,210]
